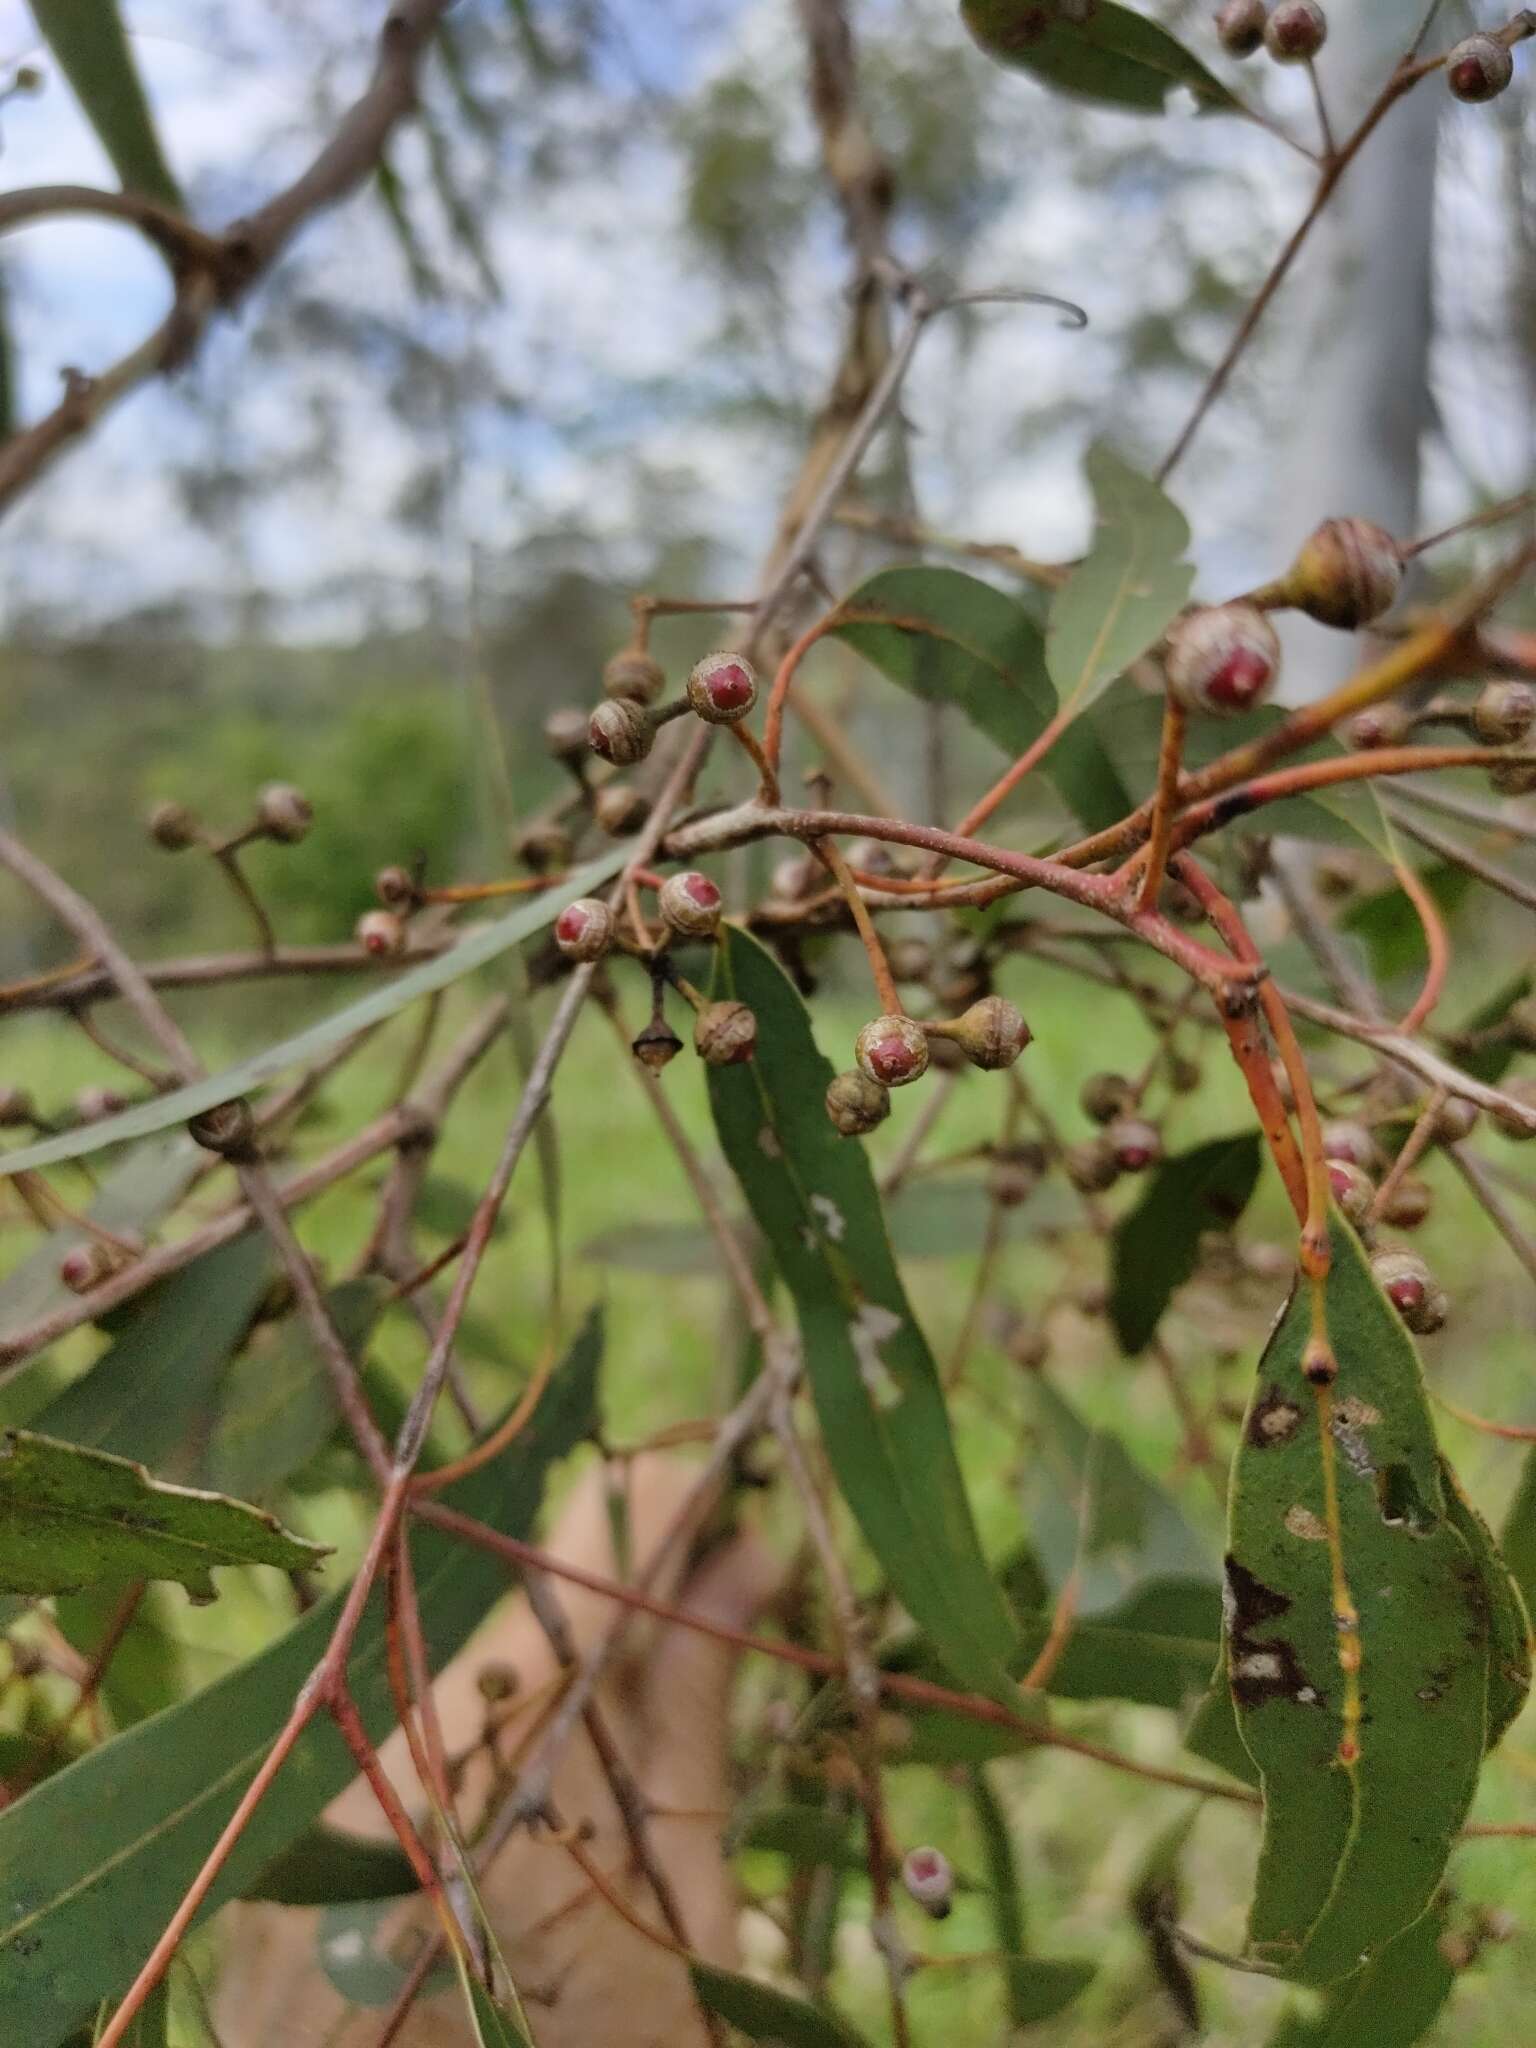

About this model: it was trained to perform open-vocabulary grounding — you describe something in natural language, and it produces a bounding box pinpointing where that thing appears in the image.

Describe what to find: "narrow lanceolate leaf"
[707,928,1024,1709]
[0,1431,326,1598]
[689,1962,872,2047]
[1265,1898,1456,2048]
[0,1326,599,2044]
[1228,1213,1490,1985]
[830,566,1132,829]
[0,848,623,1176]
[1441,1461,1531,1751]
[967,1766,1093,2023]
[31,0,181,205]
[1110,1133,1262,1353]
[1500,1443,1536,1614]
[1046,444,1193,712]
[960,0,1242,114]
[454,1961,531,2046]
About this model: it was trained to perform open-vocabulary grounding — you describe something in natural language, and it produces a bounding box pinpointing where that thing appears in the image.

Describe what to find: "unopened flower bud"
[147,799,199,851]
[990,1141,1046,1207]
[188,1098,256,1158]
[887,939,934,985]
[1165,603,1280,715]
[1064,1135,1120,1194]
[75,1085,127,1123]
[1491,1075,1536,1141]
[632,1017,684,1072]
[588,697,655,766]
[943,995,1032,1071]
[476,1661,520,1703]
[1214,0,1267,56]
[826,1068,891,1136]
[554,897,614,962]
[356,909,406,959]
[544,707,593,762]
[375,865,415,911]
[1282,517,1403,629]
[1446,32,1513,103]
[694,999,757,1066]
[593,782,650,835]
[687,651,758,725]
[1264,0,1326,61]
[1348,701,1413,750]
[1370,1246,1447,1334]
[1489,756,1536,796]
[0,1086,33,1125]
[256,783,313,844]
[901,1846,954,1920]
[854,1014,930,1088]
[602,648,666,705]
[59,1241,114,1294]
[1106,1115,1162,1173]
[1433,1093,1478,1144]
[1473,679,1536,747]
[658,870,723,939]
[1327,1158,1375,1226]
[516,820,572,873]
[1321,1118,1377,1171]
[1380,1175,1432,1230]
[1080,1071,1136,1125]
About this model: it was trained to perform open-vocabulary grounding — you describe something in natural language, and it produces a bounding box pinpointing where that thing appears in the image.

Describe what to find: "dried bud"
[1489,755,1536,797]
[544,707,593,762]
[554,897,614,963]
[1064,1135,1120,1194]
[12,65,42,94]
[602,648,666,704]
[475,1662,520,1703]
[256,783,313,844]
[826,1068,891,1137]
[632,1017,684,1072]
[1169,1053,1204,1094]
[0,1086,33,1125]
[1214,0,1267,56]
[1432,1093,1478,1144]
[1327,1158,1375,1226]
[854,1014,930,1088]
[1473,679,1536,747]
[147,799,199,852]
[901,1846,954,1920]
[593,782,650,836]
[1080,1071,1136,1125]
[1446,31,1513,102]
[1380,1175,1432,1230]
[75,1085,128,1123]
[990,1141,1047,1208]
[516,820,573,873]
[1106,1116,1162,1173]
[1164,603,1280,715]
[886,939,934,986]
[1283,517,1403,629]
[658,869,723,939]
[694,999,757,1066]
[375,865,415,911]
[356,909,407,959]
[59,1241,114,1294]
[1348,701,1414,750]
[687,651,758,725]
[1370,1246,1447,1334]
[944,995,1032,1071]
[588,697,655,766]
[1321,1118,1378,1171]
[1006,1319,1050,1369]
[188,1098,256,1158]
[1263,0,1326,60]
[1491,1076,1536,1141]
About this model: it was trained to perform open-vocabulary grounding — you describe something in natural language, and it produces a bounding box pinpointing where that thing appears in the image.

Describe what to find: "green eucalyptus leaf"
[999,1956,1096,2025]
[1110,1132,1263,1353]
[55,1583,189,1727]
[1045,444,1193,713]
[1442,1460,1531,1751]
[455,1963,531,2047]
[1228,1214,1491,1985]
[0,850,622,1176]
[0,1314,600,2042]
[830,566,1133,830]
[31,0,181,204]
[707,928,1025,1710]
[0,1430,327,1598]
[1265,1897,1456,2047]
[961,0,1242,114]
[689,1962,872,2047]
[241,1824,417,1907]
[971,1765,1093,2030]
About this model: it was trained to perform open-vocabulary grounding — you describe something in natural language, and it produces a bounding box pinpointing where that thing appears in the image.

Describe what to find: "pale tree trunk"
[1275,2,1439,701]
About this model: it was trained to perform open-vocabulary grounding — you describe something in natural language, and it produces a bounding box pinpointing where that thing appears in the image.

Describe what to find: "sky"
[0,0,1527,648]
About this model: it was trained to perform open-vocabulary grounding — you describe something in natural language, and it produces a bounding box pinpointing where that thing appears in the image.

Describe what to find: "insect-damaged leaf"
[0,1430,326,1598]
[1110,1132,1263,1352]
[1045,444,1194,712]
[830,566,1132,830]
[960,0,1242,115]
[1226,1213,1499,1985]
[707,928,1025,1710]
[1264,1895,1456,2047]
